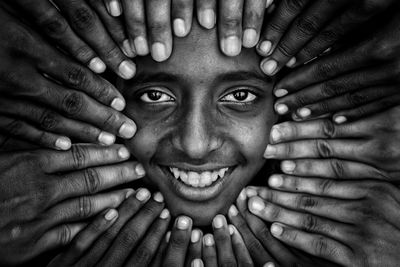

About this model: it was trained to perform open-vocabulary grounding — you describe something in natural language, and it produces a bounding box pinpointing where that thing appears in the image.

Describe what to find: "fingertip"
[104,209,118,221]
[173,18,188,37]
[118,60,136,80]
[117,146,130,159]
[257,40,272,56]
[134,37,150,56]
[108,0,122,17]
[268,175,283,188]
[198,9,216,30]
[88,57,106,73]
[261,58,278,76]
[135,163,146,177]
[274,89,288,98]
[221,36,242,57]
[98,131,116,146]
[243,28,258,48]
[270,223,283,237]
[121,39,136,58]
[55,136,72,150]
[151,42,169,62]
[111,97,126,111]
[334,115,347,124]
[118,121,137,139]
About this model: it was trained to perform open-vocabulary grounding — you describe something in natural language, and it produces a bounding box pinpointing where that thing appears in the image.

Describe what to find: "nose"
[173,105,221,159]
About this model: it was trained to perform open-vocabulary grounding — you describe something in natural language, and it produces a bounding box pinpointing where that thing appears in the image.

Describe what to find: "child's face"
[120,23,277,225]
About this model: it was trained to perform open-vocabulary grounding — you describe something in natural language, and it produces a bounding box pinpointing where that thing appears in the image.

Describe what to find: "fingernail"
[166,231,171,242]
[243,28,258,48]
[228,225,235,235]
[334,115,347,124]
[136,188,150,201]
[221,36,241,57]
[173,18,187,37]
[213,215,225,229]
[177,216,191,230]
[134,37,150,56]
[109,0,122,16]
[191,229,201,243]
[298,107,311,118]
[98,132,115,146]
[192,259,204,267]
[88,57,106,73]
[119,122,136,138]
[239,188,247,201]
[270,127,282,143]
[55,137,71,150]
[274,89,288,98]
[118,146,130,159]
[118,60,136,79]
[198,9,216,29]
[281,160,296,173]
[264,145,277,158]
[160,208,170,219]
[135,163,146,177]
[246,188,257,197]
[111,97,125,111]
[105,209,118,220]
[122,39,136,58]
[269,175,283,188]
[271,224,283,236]
[203,234,214,246]
[258,40,272,56]
[153,192,164,202]
[261,59,278,76]
[266,0,274,8]
[250,197,265,212]
[275,103,289,114]
[125,189,134,199]
[151,42,168,62]
[229,205,239,217]
[286,57,296,68]
[264,262,276,267]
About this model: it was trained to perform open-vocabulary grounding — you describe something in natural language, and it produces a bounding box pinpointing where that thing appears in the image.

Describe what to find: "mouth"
[159,165,236,202]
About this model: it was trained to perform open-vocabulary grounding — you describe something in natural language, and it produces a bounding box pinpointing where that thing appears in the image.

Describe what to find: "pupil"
[149,91,162,100]
[234,91,248,101]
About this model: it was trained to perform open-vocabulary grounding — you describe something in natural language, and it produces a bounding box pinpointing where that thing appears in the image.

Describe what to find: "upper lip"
[160,163,235,172]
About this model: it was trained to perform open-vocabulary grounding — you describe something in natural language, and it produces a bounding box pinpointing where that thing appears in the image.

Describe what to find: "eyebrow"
[217,71,272,84]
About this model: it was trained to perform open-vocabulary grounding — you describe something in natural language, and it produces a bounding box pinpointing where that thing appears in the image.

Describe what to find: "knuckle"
[267,204,282,220]
[5,119,25,136]
[295,16,320,36]
[360,0,383,15]
[59,225,73,246]
[70,145,88,170]
[315,139,333,158]
[319,177,335,196]
[319,29,340,43]
[169,233,187,248]
[83,168,101,194]
[345,91,368,106]
[315,62,336,79]
[140,203,159,217]
[311,237,328,257]
[321,120,336,138]
[285,0,308,12]
[102,45,122,62]
[73,45,93,63]
[221,17,241,30]
[62,92,84,117]
[213,233,229,243]
[134,246,153,264]
[67,66,88,88]
[277,40,294,57]
[71,6,96,31]
[78,196,92,218]
[103,112,119,129]
[122,230,141,246]
[40,13,68,37]
[221,262,237,267]
[302,214,318,232]
[298,195,318,209]
[320,80,346,98]
[245,10,263,26]
[39,110,59,130]
[268,21,286,34]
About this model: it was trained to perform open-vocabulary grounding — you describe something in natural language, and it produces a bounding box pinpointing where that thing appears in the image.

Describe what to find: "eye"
[220,89,257,103]
[139,89,175,103]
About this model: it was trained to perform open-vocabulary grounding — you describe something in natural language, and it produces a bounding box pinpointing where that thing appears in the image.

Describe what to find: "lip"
[159,164,236,202]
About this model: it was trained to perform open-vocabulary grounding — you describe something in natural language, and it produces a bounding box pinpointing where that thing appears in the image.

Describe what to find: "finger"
[257,0,310,59]
[41,189,130,230]
[212,215,236,266]
[202,234,218,267]
[229,225,254,267]
[267,174,367,199]
[172,0,194,37]
[270,223,352,266]
[104,0,123,17]
[295,86,399,120]
[98,192,165,266]
[242,0,266,48]
[42,144,131,173]
[228,205,274,266]
[0,115,71,151]
[121,0,150,56]
[53,0,136,79]
[78,188,151,266]
[58,162,145,200]
[263,1,346,75]
[333,93,400,124]
[185,229,203,267]
[218,0,244,57]
[126,208,171,266]
[149,232,169,267]
[248,196,349,241]
[196,0,217,29]
[264,139,365,161]
[147,0,173,62]
[191,259,205,267]
[164,216,193,267]
[269,120,356,144]
[280,159,391,180]
[14,0,101,72]
[47,209,118,266]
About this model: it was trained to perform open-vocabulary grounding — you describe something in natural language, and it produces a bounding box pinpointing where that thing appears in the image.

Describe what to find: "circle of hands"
[1,0,400,266]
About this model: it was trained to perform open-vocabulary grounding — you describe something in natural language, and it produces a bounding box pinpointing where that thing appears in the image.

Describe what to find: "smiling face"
[119,22,277,225]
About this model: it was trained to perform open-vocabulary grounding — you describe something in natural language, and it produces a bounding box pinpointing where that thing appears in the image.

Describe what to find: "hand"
[272,11,400,121]
[49,190,170,267]
[0,144,145,265]
[248,176,400,267]
[0,6,137,150]
[4,0,136,79]
[257,0,398,75]
[265,107,400,182]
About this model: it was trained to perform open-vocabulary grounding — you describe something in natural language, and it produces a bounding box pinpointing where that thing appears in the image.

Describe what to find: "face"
[120,22,277,226]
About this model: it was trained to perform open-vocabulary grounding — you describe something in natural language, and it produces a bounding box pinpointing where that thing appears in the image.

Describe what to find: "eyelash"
[139,89,175,103]
[220,89,258,105]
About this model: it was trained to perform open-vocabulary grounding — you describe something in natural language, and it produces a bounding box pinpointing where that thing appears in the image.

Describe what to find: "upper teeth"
[169,167,229,188]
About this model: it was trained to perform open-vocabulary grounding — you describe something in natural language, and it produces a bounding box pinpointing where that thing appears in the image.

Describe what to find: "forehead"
[133,22,266,84]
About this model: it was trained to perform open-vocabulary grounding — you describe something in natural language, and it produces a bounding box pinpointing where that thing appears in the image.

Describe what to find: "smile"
[169,167,229,188]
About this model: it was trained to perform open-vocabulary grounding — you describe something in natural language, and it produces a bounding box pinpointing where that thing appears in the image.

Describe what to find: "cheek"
[126,124,161,161]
